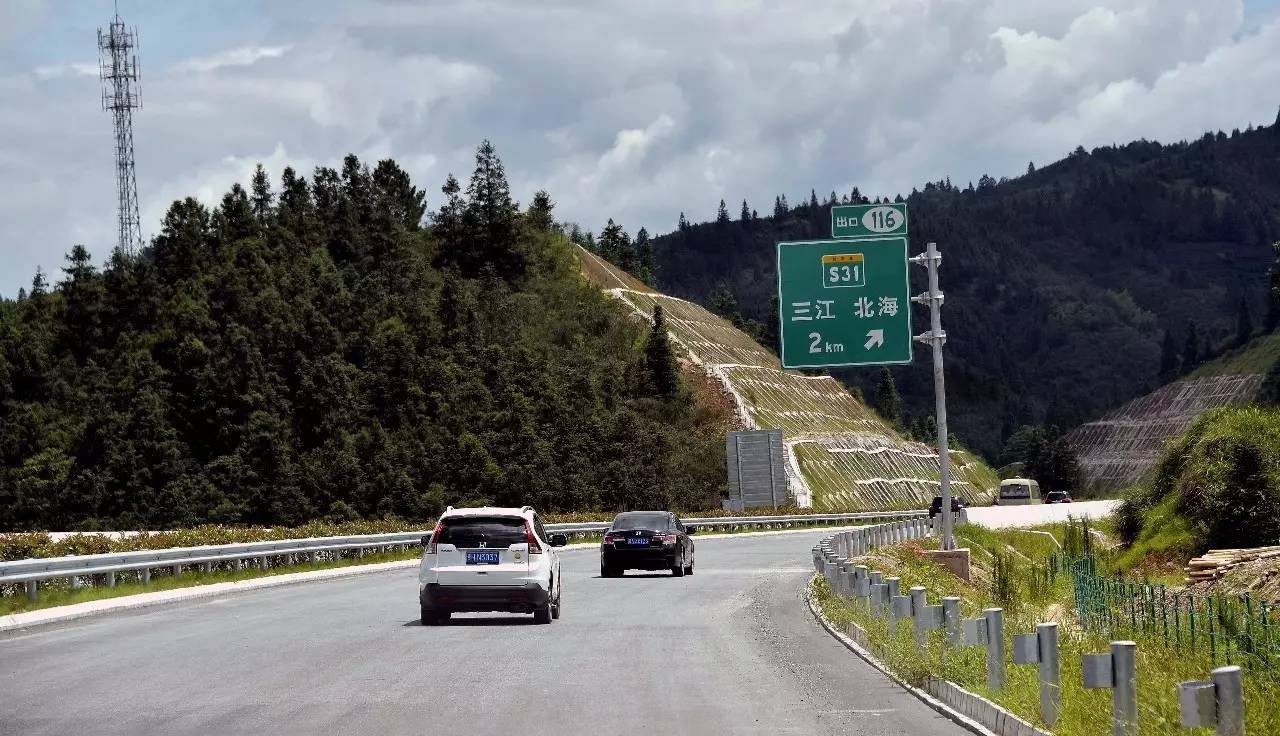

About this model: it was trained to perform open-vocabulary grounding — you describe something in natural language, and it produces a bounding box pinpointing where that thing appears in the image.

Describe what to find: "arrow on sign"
[864,329,884,350]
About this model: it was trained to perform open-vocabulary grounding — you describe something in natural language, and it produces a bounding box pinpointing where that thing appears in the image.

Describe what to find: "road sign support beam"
[913,241,954,551]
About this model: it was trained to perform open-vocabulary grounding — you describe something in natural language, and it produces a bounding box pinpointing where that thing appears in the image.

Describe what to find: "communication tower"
[98,3,143,257]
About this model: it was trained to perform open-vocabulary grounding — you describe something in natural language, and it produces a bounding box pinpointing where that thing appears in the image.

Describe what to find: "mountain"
[0,146,731,531]
[641,116,1280,461]
[578,246,998,511]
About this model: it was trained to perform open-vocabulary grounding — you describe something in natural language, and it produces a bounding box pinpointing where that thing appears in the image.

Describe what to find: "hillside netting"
[579,247,998,510]
[1065,374,1262,493]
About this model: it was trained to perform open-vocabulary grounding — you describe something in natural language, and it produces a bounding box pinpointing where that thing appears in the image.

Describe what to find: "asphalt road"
[966,499,1117,528]
[1,529,970,736]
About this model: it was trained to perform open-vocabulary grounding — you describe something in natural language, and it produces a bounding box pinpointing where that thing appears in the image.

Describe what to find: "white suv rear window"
[437,517,526,547]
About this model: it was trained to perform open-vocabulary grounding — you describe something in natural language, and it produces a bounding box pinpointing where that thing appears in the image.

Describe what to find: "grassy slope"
[577,246,999,510]
[813,523,1280,735]
[1190,331,1280,378]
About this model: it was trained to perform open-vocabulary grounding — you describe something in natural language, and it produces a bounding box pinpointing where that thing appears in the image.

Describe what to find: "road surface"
[1,529,968,736]
[967,499,1117,528]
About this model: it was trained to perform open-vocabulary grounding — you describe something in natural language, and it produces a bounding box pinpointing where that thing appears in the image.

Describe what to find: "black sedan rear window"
[611,513,672,531]
[437,517,527,547]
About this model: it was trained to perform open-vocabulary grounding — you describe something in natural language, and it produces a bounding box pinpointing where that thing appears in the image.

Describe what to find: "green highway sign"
[776,237,913,368]
[831,202,908,239]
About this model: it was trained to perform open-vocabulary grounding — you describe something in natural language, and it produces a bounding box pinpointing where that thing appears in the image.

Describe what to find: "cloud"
[174,45,291,73]
[2,0,1278,295]
[32,62,98,80]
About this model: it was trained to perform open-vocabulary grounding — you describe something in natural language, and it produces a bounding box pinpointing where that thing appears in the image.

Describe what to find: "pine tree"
[1183,322,1201,372]
[635,227,654,284]
[371,158,426,230]
[432,174,467,263]
[1026,161,1036,175]
[710,283,742,326]
[1236,297,1254,346]
[717,199,730,224]
[30,267,47,296]
[250,164,273,222]
[773,196,786,219]
[526,190,556,232]
[599,219,627,265]
[645,304,680,399]
[873,368,902,426]
[809,189,819,209]
[740,199,750,222]
[463,140,521,279]
[1158,329,1180,382]
[678,212,689,231]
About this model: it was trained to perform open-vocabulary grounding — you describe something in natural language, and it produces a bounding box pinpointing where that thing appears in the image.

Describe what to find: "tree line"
[0,142,727,531]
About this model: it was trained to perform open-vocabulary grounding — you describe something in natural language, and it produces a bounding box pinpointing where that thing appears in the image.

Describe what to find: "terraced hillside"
[1065,335,1275,493]
[578,247,998,511]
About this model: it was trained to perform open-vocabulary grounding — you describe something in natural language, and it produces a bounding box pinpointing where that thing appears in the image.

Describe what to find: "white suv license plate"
[465,551,501,565]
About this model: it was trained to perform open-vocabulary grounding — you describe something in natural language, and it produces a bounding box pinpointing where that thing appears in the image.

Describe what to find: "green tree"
[463,140,521,279]
[740,199,750,222]
[872,368,902,426]
[1183,322,1202,373]
[998,425,1044,468]
[432,174,467,260]
[250,164,273,222]
[716,199,730,225]
[1158,329,1180,382]
[645,304,680,400]
[526,190,556,233]
[634,227,654,284]
[1236,297,1254,346]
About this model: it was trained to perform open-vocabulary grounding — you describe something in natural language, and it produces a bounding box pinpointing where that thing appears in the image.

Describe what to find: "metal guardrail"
[1,510,925,602]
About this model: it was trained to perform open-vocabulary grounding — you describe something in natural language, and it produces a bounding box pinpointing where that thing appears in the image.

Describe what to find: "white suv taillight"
[426,520,444,554]
[525,521,544,554]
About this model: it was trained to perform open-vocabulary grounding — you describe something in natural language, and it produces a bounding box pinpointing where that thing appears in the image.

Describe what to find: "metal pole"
[1038,622,1061,726]
[912,242,953,550]
[911,586,928,645]
[1112,641,1138,736]
[943,597,962,647]
[985,607,1006,690]
[1211,665,1244,736]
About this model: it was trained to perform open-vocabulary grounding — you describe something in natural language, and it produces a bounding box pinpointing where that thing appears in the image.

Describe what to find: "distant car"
[418,505,568,625]
[600,511,696,577]
[996,478,1041,505]
[1043,491,1072,504]
[928,495,967,518]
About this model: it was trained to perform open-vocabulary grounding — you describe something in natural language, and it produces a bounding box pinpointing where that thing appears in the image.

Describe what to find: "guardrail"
[813,519,1250,735]
[2,510,925,603]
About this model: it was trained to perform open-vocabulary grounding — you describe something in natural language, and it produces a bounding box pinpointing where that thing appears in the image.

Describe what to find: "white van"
[995,478,1040,505]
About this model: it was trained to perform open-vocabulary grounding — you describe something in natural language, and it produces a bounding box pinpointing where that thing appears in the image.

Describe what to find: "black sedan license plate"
[626,537,650,546]
[465,551,500,565]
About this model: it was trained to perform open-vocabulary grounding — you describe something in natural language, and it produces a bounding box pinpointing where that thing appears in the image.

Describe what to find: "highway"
[1,528,969,736]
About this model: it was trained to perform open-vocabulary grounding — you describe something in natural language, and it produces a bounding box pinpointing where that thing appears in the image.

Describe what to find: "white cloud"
[32,62,98,80]
[174,45,291,74]
[2,0,1278,295]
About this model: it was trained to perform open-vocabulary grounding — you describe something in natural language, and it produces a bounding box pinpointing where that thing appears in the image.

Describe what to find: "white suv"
[418,506,566,625]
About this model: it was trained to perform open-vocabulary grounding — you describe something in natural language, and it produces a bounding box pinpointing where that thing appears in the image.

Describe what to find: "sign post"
[910,241,954,551]
[777,202,956,551]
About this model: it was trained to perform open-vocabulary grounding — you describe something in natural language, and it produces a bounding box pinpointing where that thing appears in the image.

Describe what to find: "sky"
[1,0,1278,296]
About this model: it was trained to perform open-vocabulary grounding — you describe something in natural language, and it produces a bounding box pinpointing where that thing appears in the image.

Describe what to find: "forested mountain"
[0,143,728,531]
[641,115,1280,460]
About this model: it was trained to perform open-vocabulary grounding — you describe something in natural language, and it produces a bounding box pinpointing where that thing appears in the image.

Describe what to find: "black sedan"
[928,495,967,518]
[600,511,696,577]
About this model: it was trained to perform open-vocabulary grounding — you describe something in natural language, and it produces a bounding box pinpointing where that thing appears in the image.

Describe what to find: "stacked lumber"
[1185,546,1280,584]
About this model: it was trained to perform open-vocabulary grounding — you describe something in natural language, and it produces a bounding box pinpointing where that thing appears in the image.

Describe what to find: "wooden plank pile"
[1185,546,1280,584]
